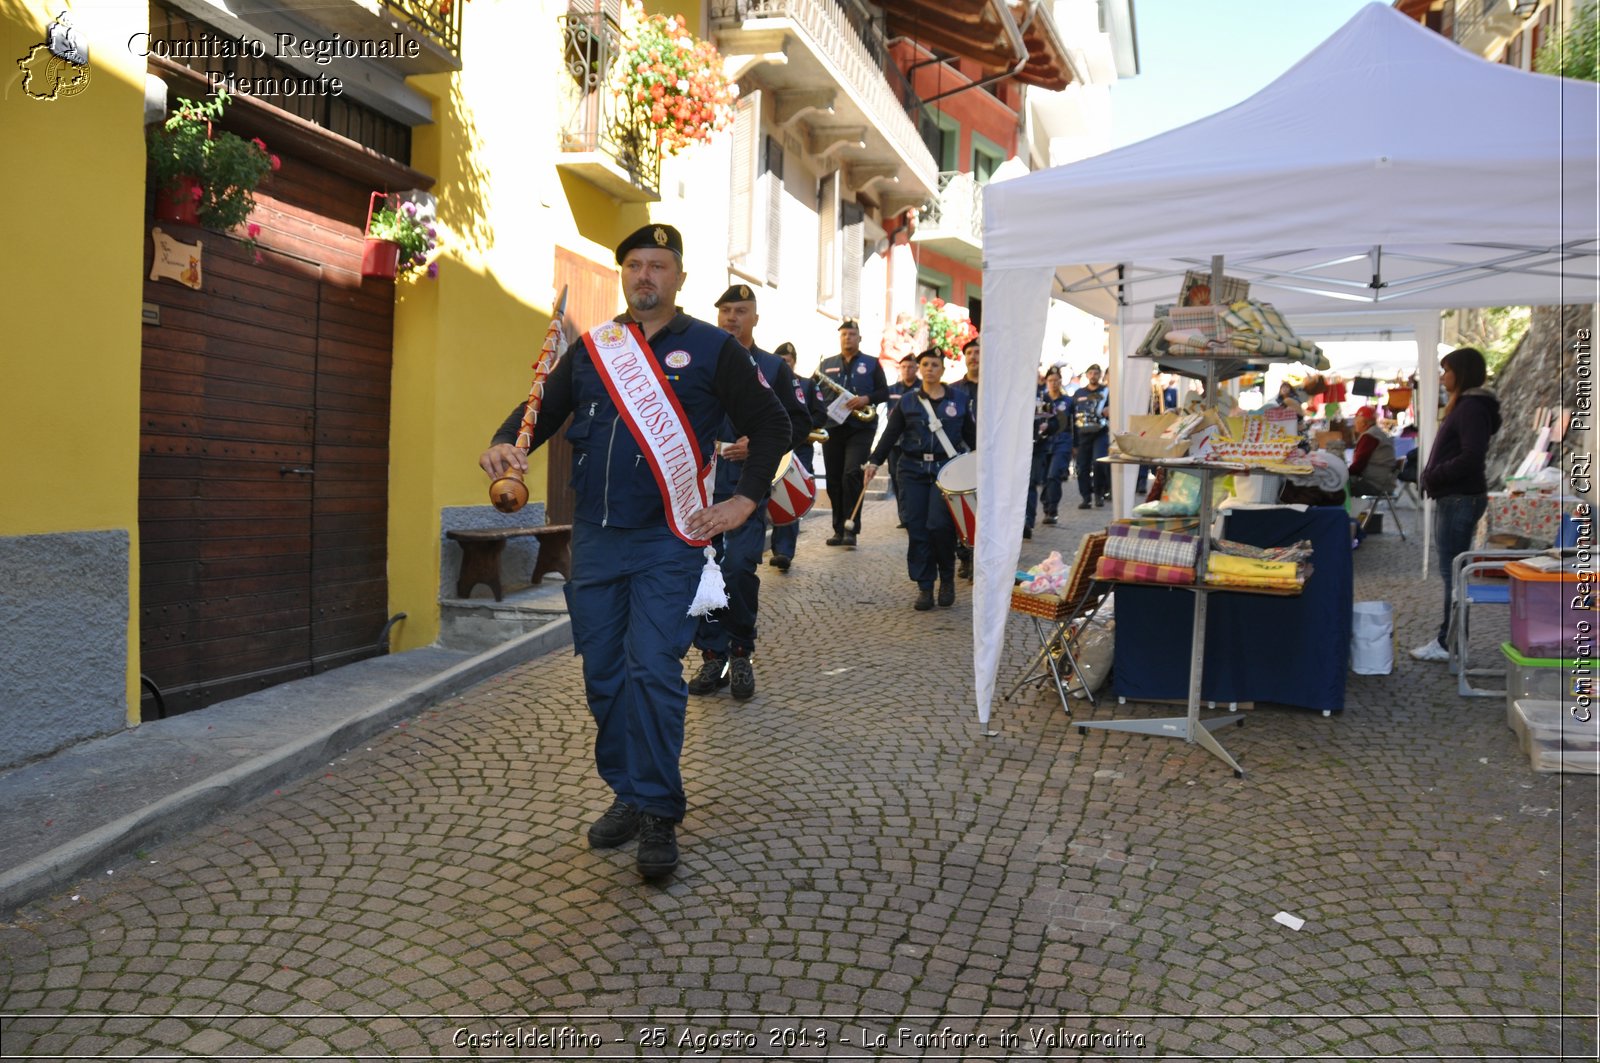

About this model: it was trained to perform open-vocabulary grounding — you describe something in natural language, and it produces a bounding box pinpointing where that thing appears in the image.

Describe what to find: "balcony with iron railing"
[554,7,662,202]
[911,170,983,265]
[266,0,463,72]
[710,0,938,202]
[1452,0,1535,54]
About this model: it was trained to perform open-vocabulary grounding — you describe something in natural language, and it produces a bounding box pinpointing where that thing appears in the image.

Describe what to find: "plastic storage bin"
[1500,643,1593,730]
[1505,560,1596,659]
[1511,699,1600,773]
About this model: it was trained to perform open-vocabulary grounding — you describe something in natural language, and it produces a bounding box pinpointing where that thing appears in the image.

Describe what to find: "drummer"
[686,285,813,701]
[767,341,825,572]
[863,348,977,611]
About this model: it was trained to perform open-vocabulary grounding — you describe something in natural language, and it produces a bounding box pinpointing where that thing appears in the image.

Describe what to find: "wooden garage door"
[139,172,392,717]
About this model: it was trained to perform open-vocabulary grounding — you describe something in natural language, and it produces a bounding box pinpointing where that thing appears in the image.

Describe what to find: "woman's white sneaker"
[1410,639,1450,662]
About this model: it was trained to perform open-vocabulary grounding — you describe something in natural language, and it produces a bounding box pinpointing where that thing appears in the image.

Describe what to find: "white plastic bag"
[1350,601,1394,675]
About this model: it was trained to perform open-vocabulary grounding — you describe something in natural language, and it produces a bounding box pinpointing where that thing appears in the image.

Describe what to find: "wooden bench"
[446,524,573,601]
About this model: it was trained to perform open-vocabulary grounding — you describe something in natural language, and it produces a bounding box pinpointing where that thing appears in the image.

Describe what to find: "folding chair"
[1354,476,1407,539]
[1449,548,1543,697]
[1006,532,1110,715]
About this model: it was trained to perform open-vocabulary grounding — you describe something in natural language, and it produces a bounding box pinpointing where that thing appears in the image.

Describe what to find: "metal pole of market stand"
[1077,255,1248,777]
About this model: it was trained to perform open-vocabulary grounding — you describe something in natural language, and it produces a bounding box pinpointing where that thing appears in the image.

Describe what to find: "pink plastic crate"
[1507,561,1596,660]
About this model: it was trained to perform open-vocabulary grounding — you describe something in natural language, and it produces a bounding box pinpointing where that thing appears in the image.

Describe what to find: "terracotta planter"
[154,176,202,225]
[362,237,400,279]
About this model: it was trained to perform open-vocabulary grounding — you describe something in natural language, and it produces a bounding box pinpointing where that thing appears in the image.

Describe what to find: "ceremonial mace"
[488,285,568,513]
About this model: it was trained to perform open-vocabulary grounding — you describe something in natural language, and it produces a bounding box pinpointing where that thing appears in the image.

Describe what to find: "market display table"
[1485,491,1581,546]
[1112,505,1353,714]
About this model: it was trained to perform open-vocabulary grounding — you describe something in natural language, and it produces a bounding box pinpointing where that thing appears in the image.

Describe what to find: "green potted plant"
[612,0,737,157]
[147,90,278,233]
[362,194,439,280]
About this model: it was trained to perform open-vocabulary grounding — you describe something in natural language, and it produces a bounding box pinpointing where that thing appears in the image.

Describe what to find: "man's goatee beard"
[629,290,661,312]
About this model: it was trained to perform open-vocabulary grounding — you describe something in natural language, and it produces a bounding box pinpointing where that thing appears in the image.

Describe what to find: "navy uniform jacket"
[1037,393,1073,455]
[868,386,978,467]
[710,344,812,500]
[1070,385,1109,445]
[492,311,789,528]
[814,352,889,431]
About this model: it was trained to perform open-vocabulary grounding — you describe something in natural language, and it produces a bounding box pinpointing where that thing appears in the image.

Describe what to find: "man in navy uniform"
[862,348,977,610]
[480,225,788,882]
[768,341,826,572]
[884,353,918,522]
[949,334,980,578]
[815,319,888,546]
[686,284,812,701]
[1071,362,1112,508]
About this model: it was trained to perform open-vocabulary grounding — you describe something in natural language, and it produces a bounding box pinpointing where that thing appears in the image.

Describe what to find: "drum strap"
[916,395,959,461]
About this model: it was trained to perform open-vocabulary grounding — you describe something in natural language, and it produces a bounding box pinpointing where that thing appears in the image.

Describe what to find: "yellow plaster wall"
[386,0,716,650]
[0,1,150,720]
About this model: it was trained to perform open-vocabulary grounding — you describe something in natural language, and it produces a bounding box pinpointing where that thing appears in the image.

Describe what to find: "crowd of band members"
[757,318,1126,612]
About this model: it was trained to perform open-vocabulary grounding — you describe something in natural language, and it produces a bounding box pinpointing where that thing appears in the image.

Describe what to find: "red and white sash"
[582,321,714,547]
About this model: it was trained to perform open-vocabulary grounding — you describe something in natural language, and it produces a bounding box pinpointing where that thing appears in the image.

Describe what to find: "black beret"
[774,341,796,358]
[715,283,756,306]
[838,318,860,331]
[917,347,944,361]
[615,223,683,264]
[898,353,917,364]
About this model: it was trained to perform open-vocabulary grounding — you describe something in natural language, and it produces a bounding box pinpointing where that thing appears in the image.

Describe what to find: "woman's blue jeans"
[1433,493,1488,646]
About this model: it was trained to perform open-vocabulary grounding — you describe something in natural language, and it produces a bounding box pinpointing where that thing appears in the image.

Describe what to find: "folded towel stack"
[1204,551,1309,591]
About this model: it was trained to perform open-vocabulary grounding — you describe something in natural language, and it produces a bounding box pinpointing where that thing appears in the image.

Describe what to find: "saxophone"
[812,370,876,421]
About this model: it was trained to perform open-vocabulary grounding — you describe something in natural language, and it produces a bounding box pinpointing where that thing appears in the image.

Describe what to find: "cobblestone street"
[1,498,1596,1059]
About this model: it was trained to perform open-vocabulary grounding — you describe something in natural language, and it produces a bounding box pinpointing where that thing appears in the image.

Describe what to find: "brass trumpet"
[807,427,830,443]
[811,371,875,421]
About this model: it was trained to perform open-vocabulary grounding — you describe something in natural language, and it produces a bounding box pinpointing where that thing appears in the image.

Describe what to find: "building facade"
[0,0,1134,769]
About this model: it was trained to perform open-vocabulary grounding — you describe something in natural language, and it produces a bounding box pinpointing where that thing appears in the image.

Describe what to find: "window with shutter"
[763,135,783,286]
[727,90,760,263]
[841,200,864,320]
[816,172,838,307]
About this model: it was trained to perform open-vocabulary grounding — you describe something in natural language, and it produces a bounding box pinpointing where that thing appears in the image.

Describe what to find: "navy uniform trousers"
[692,501,767,657]
[564,519,703,822]
[898,456,958,589]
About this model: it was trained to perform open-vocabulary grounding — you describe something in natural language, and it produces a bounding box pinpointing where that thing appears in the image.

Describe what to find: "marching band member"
[885,353,919,525]
[949,335,980,578]
[815,320,889,547]
[687,285,812,701]
[862,348,977,611]
[479,224,787,882]
[1024,366,1073,537]
[768,341,826,572]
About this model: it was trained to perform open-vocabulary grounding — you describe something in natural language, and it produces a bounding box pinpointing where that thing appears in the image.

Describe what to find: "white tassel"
[687,544,727,616]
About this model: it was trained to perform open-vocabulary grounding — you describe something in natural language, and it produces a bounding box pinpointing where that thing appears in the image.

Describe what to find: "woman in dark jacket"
[1411,347,1501,662]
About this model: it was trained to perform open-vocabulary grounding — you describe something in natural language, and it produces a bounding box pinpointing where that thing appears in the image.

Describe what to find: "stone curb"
[0,617,571,916]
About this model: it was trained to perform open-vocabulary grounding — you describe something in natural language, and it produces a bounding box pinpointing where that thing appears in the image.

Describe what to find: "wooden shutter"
[816,171,838,305]
[763,134,783,286]
[727,90,760,263]
[841,200,864,320]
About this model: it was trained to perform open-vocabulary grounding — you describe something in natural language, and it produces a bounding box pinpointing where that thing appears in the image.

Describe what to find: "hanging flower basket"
[1384,386,1413,413]
[154,176,203,225]
[362,191,439,280]
[362,237,401,279]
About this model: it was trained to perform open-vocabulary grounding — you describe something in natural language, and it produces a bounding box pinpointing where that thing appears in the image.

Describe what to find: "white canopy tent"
[973,2,1598,728]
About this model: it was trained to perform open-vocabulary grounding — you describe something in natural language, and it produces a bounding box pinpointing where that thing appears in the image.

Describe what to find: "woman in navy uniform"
[768,341,826,572]
[863,348,977,611]
[479,224,788,882]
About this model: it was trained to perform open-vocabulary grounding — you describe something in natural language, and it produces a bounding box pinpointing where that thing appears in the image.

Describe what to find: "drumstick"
[847,478,869,526]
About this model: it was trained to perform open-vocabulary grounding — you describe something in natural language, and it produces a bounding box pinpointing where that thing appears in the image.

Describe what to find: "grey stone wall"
[1486,304,1595,500]
[438,502,550,599]
[0,531,130,770]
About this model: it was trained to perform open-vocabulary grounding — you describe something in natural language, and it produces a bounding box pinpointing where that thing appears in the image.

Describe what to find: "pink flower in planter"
[252,137,268,152]
[190,183,203,202]
[270,155,281,171]
[247,222,261,238]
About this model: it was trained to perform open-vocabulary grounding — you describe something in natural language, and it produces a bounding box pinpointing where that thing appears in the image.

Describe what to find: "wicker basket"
[1011,586,1072,620]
